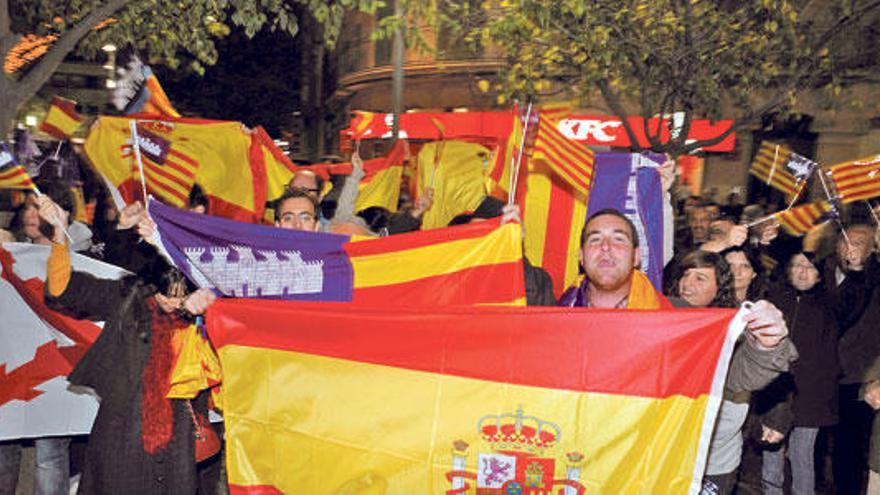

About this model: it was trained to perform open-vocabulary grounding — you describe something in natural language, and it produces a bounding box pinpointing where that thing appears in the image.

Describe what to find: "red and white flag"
[0,243,127,440]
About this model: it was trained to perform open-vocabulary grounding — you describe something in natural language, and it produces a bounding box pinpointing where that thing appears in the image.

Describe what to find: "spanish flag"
[40,96,83,140]
[826,154,880,204]
[207,303,743,493]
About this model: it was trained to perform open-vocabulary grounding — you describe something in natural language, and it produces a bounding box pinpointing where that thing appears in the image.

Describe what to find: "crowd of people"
[0,144,879,495]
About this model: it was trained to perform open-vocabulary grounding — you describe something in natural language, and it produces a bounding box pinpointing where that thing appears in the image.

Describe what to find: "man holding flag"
[560,208,795,493]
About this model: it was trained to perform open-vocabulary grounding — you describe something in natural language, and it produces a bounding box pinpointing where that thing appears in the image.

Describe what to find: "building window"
[374,2,394,66]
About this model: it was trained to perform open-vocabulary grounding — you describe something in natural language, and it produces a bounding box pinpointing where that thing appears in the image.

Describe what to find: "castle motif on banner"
[445,407,586,495]
[182,245,324,297]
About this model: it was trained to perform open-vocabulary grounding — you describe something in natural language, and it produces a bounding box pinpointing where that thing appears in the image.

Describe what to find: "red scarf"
[141,297,184,454]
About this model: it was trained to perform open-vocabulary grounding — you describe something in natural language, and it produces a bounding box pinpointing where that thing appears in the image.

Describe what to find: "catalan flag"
[39,96,83,140]
[0,144,35,190]
[207,301,743,493]
[530,115,595,196]
[775,201,832,236]
[149,198,526,307]
[826,154,880,204]
[750,142,816,202]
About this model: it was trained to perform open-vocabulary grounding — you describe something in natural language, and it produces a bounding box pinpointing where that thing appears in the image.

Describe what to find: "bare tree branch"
[597,78,643,151]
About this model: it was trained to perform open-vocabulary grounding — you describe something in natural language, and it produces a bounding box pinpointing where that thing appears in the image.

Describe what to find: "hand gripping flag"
[825,154,880,204]
[148,198,526,306]
[207,301,745,494]
[0,144,36,190]
[0,243,127,440]
[774,201,833,236]
[750,142,816,202]
[39,96,83,140]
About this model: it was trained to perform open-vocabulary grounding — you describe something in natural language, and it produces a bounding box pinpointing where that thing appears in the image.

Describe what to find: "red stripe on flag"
[208,301,735,399]
[168,148,199,169]
[143,159,192,192]
[229,485,284,495]
[39,123,69,141]
[51,96,82,122]
[344,220,502,257]
[542,177,578,296]
[351,261,525,306]
[0,166,26,181]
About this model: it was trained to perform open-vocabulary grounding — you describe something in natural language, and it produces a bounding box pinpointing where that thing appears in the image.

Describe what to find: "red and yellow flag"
[775,201,832,236]
[826,154,880,204]
[85,116,274,222]
[0,147,35,190]
[750,142,815,202]
[40,96,83,140]
[417,140,493,229]
[522,159,588,297]
[208,303,742,494]
[530,115,595,196]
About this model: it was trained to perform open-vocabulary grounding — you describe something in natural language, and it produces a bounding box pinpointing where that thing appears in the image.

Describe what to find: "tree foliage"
[391,0,880,155]
[0,0,381,136]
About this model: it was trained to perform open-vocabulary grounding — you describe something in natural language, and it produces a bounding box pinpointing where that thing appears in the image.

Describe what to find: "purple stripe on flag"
[149,199,354,301]
[587,153,665,290]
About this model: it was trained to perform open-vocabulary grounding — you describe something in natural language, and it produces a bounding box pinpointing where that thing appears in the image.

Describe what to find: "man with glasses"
[274,189,320,232]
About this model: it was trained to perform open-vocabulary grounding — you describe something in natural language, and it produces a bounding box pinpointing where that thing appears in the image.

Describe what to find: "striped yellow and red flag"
[530,115,595,196]
[0,147,35,190]
[39,96,83,140]
[86,116,280,222]
[826,154,880,204]
[523,158,588,297]
[750,142,816,202]
[775,201,832,236]
[207,302,742,493]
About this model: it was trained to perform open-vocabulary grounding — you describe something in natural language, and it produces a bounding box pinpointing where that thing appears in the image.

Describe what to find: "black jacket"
[47,272,202,494]
[757,282,840,429]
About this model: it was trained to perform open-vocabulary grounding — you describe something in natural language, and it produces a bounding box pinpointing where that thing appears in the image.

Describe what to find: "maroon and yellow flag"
[775,201,832,236]
[530,116,595,197]
[826,154,880,204]
[208,303,743,493]
[40,96,83,140]
[750,142,816,202]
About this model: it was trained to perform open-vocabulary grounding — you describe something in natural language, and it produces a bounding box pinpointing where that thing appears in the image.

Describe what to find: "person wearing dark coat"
[35,195,218,494]
[755,251,840,495]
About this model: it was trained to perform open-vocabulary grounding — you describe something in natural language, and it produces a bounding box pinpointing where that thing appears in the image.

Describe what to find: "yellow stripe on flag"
[350,222,522,288]
[523,162,553,266]
[417,141,490,229]
[220,345,710,494]
[355,164,403,213]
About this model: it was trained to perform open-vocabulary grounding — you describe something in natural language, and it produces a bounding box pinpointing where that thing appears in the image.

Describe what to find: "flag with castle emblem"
[148,198,526,306]
[207,301,744,493]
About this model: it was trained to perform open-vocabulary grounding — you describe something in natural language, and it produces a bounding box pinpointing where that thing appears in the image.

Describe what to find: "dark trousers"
[834,383,876,495]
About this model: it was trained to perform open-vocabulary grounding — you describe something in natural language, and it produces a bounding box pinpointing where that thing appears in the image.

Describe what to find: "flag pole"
[817,168,851,245]
[31,185,74,243]
[129,119,149,211]
[509,102,533,205]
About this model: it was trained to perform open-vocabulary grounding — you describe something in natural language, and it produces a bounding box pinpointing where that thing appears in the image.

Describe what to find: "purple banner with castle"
[149,198,354,301]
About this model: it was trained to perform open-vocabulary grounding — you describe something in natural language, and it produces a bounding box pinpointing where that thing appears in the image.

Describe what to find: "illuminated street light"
[101,43,116,53]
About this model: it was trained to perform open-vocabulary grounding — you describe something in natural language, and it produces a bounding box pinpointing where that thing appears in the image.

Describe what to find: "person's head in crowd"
[11,180,75,244]
[0,228,13,243]
[788,251,821,292]
[836,223,875,271]
[687,204,712,244]
[708,215,737,243]
[721,245,764,303]
[357,206,391,234]
[273,188,320,232]
[287,170,324,201]
[188,184,209,214]
[578,209,640,298]
[705,202,721,221]
[672,250,737,308]
[140,263,198,316]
